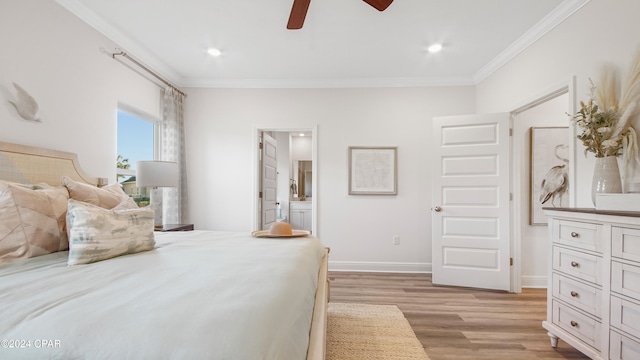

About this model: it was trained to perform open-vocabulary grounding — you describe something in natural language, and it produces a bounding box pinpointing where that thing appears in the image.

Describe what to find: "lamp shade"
[136,161,178,188]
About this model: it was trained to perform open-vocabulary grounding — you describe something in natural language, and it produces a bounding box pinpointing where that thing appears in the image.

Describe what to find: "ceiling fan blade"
[362,0,393,11]
[287,0,311,30]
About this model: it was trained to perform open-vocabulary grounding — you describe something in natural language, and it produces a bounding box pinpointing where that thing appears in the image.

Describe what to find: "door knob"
[433,206,442,212]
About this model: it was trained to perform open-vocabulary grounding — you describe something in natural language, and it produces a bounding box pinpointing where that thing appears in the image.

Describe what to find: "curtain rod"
[112,50,186,98]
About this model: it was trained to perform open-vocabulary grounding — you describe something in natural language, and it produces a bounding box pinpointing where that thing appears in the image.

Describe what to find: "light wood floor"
[329,272,590,360]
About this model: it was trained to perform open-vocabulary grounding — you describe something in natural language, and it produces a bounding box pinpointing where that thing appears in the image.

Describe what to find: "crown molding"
[473,0,590,84]
[55,0,183,86]
[180,76,476,89]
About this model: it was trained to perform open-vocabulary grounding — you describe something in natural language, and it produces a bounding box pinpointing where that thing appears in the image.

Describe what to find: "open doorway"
[253,127,318,235]
[509,78,576,293]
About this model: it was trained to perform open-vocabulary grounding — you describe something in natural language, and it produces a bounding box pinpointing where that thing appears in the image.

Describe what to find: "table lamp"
[136,160,178,229]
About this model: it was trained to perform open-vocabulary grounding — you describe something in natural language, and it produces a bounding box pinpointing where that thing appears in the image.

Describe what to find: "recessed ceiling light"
[299,133,305,137]
[427,44,443,53]
[207,48,222,57]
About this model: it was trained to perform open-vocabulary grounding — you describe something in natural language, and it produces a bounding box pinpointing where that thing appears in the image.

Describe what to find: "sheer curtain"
[161,86,188,224]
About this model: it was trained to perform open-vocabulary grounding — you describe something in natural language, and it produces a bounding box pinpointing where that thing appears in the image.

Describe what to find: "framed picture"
[348,146,397,195]
[530,127,569,225]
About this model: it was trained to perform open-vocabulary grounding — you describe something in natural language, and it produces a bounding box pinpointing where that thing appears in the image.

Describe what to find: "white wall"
[515,94,568,287]
[185,87,476,271]
[0,0,161,182]
[476,0,640,208]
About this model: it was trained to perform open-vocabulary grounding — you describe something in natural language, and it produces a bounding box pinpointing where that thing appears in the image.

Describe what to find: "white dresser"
[544,208,640,359]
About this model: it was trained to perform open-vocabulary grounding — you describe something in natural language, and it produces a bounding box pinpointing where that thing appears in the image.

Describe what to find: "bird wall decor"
[9,82,41,122]
[539,144,569,207]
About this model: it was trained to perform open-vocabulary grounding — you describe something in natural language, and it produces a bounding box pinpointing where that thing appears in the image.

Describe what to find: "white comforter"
[0,230,326,360]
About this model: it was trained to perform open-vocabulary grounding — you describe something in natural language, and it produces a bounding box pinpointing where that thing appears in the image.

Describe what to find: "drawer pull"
[570,232,579,238]
[570,291,578,297]
[570,320,578,327]
[570,261,579,268]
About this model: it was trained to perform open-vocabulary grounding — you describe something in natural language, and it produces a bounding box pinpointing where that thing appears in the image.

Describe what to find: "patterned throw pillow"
[66,199,155,265]
[0,181,69,263]
[62,176,138,210]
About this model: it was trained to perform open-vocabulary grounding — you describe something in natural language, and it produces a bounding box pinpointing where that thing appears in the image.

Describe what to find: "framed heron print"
[348,146,397,195]
[530,127,569,225]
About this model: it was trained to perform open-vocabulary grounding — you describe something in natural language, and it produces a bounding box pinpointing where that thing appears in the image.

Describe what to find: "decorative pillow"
[66,199,155,265]
[62,176,137,210]
[0,180,69,263]
[104,183,139,209]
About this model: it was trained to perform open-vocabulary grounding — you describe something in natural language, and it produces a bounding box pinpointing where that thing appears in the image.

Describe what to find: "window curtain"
[161,86,188,224]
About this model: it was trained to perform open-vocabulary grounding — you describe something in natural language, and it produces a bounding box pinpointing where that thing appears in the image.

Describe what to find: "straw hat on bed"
[251,222,310,238]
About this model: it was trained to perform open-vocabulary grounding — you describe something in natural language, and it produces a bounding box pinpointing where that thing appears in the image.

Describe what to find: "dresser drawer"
[610,329,640,360]
[613,227,640,263]
[552,219,601,252]
[552,273,602,318]
[612,261,640,299]
[552,299,602,349]
[553,246,602,285]
[611,295,640,340]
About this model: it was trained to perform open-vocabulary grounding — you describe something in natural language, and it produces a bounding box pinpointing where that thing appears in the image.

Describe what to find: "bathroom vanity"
[290,200,312,232]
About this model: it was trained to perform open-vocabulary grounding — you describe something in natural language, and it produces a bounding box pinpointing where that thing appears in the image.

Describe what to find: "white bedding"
[0,230,326,360]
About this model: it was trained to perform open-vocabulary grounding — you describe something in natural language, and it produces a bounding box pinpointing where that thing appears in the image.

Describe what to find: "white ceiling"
[57,0,588,88]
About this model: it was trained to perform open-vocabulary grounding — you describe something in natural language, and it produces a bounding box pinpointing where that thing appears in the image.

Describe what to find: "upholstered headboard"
[0,142,106,187]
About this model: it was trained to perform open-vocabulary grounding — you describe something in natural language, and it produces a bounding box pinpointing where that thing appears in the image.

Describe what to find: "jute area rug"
[327,302,430,360]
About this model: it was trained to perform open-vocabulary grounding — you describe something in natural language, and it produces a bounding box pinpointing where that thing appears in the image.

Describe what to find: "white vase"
[591,156,622,205]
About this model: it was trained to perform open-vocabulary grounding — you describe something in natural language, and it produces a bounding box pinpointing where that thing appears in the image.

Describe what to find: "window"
[116,105,159,206]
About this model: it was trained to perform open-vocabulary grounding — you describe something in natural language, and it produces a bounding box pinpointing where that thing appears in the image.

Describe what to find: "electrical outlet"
[393,235,400,245]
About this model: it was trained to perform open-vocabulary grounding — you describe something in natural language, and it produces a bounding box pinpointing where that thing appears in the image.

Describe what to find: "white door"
[261,133,278,230]
[432,113,511,291]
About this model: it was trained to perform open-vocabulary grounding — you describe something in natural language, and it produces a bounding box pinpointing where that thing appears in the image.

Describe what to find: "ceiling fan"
[287,0,394,30]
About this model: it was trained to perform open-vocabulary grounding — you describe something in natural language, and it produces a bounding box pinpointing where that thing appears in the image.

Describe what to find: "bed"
[0,141,329,360]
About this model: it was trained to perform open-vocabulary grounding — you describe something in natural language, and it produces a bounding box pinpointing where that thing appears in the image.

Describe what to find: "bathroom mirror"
[295,160,312,199]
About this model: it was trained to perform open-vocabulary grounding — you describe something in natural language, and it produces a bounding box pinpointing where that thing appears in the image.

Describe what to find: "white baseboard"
[329,261,431,273]
[521,275,547,288]
[328,262,547,288]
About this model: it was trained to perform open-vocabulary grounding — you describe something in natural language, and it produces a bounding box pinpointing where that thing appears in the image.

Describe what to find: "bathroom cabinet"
[290,201,312,231]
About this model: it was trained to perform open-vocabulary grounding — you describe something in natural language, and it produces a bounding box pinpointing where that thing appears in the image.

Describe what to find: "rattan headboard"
[0,142,107,187]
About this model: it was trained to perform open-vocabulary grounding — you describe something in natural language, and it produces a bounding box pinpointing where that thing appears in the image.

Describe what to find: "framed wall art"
[348,146,397,195]
[530,126,569,225]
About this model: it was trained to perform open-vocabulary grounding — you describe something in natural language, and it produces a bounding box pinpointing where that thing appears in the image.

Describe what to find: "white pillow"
[62,176,138,210]
[0,181,69,263]
[66,199,155,265]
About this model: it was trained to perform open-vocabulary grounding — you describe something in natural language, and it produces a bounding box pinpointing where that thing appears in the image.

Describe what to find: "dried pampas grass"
[596,63,619,113]
[585,46,640,163]
[616,47,640,165]
[620,47,640,111]
[619,47,640,137]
